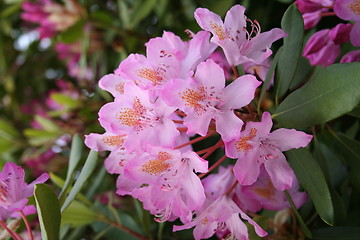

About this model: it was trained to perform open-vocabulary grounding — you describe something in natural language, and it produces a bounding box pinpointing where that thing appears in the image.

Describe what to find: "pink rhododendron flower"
[207,51,232,80]
[0,163,49,212]
[116,31,216,94]
[162,59,261,141]
[334,0,360,46]
[98,83,179,150]
[242,166,307,210]
[173,195,267,240]
[340,49,360,62]
[295,0,335,29]
[194,5,286,66]
[225,112,313,191]
[303,23,352,67]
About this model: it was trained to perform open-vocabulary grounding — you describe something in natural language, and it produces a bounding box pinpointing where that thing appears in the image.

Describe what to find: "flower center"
[141,152,173,176]
[349,0,360,15]
[235,128,257,152]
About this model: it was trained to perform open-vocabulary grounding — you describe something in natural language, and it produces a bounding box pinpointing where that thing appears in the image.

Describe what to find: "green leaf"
[60,135,84,200]
[58,19,85,44]
[348,104,360,118]
[286,148,334,225]
[24,129,60,146]
[62,201,98,227]
[51,93,80,109]
[275,4,304,98]
[312,227,360,240]
[257,46,283,114]
[129,0,157,29]
[34,115,60,132]
[0,118,19,138]
[34,184,61,240]
[330,132,360,191]
[273,63,360,128]
[50,173,91,207]
[61,150,98,212]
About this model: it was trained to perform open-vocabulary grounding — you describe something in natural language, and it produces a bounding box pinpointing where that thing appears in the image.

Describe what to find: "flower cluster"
[86,5,313,240]
[296,0,360,66]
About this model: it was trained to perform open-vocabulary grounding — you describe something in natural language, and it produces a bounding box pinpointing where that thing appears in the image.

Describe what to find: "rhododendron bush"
[1,0,360,239]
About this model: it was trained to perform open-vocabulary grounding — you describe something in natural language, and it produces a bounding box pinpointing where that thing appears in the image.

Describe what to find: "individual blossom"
[173,195,267,240]
[340,49,360,62]
[98,83,179,151]
[241,166,307,210]
[334,0,360,46]
[225,112,312,191]
[125,146,208,223]
[194,5,286,66]
[303,23,352,67]
[116,31,216,95]
[295,0,335,29]
[0,162,49,212]
[162,59,261,141]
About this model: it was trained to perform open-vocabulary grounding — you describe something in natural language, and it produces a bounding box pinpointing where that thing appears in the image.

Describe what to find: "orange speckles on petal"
[252,180,275,200]
[210,22,227,40]
[102,135,125,147]
[117,108,141,127]
[141,152,173,175]
[350,0,360,15]
[137,68,164,85]
[201,217,209,225]
[235,128,257,152]
[179,86,208,115]
[115,83,125,94]
[0,183,9,204]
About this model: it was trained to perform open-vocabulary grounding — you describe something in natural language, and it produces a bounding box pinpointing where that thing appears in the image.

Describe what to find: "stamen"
[349,0,360,15]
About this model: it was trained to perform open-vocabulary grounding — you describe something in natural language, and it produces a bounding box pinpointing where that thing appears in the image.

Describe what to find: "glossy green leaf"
[286,148,334,225]
[275,4,304,98]
[62,201,98,227]
[331,132,360,191]
[61,150,98,212]
[312,227,360,240]
[273,63,360,128]
[34,184,61,240]
[258,46,283,113]
[60,134,84,199]
[348,104,360,118]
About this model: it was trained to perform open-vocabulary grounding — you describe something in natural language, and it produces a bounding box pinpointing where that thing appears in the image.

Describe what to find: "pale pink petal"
[222,74,261,110]
[194,8,225,37]
[85,133,126,152]
[194,59,225,90]
[99,74,129,98]
[233,150,262,186]
[334,0,360,21]
[350,21,360,46]
[226,214,249,240]
[239,211,268,237]
[268,128,313,152]
[215,111,243,141]
[224,5,246,35]
[264,151,294,191]
[181,171,206,210]
[184,113,213,136]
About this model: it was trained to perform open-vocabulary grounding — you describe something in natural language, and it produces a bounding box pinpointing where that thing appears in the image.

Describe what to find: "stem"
[101,217,148,240]
[225,181,238,195]
[20,211,33,240]
[175,110,187,117]
[198,155,227,178]
[320,11,336,17]
[231,66,239,78]
[0,220,22,240]
[176,127,187,133]
[196,140,224,155]
[172,120,184,124]
[174,131,216,150]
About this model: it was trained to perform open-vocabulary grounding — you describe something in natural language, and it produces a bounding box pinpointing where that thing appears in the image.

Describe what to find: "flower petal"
[269,128,313,151]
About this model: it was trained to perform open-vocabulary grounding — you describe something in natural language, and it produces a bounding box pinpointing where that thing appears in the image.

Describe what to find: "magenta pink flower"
[173,195,267,240]
[334,0,360,46]
[194,5,286,66]
[241,166,307,210]
[295,0,335,29]
[116,31,215,92]
[0,162,49,213]
[98,83,179,150]
[341,49,360,62]
[225,112,312,191]
[303,23,352,67]
[162,59,261,141]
